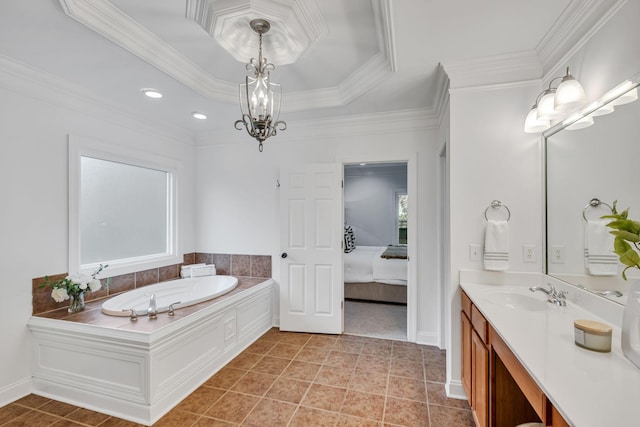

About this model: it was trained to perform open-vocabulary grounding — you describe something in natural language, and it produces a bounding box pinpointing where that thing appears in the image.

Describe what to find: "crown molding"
[536,0,627,77]
[284,52,391,111]
[186,0,327,65]
[431,64,450,119]
[443,50,542,89]
[0,53,194,144]
[58,0,395,113]
[373,0,397,72]
[59,0,237,102]
[194,108,438,147]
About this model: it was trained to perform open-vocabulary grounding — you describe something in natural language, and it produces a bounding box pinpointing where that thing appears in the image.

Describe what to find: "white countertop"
[460,274,640,427]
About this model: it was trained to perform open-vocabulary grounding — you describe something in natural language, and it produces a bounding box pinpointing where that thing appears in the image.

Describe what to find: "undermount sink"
[486,290,548,311]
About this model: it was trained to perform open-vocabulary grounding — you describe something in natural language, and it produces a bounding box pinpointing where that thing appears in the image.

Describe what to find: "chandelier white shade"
[234,19,287,152]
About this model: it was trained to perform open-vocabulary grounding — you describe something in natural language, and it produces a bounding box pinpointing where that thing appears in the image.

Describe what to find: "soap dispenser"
[622,282,640,369]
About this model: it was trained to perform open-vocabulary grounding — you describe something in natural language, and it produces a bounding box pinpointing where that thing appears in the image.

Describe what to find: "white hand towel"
[585,219,617,276]
[484,220,509,271]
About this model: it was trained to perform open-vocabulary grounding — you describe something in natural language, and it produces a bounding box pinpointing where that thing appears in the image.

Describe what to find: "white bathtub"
[101,275,238,316]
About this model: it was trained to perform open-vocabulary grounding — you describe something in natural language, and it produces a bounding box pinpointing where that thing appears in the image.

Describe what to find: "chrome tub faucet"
[147,294,158,318]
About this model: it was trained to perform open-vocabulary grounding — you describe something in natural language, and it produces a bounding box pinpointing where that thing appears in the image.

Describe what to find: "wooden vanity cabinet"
[461,290,571,427]
[461,291,489,427]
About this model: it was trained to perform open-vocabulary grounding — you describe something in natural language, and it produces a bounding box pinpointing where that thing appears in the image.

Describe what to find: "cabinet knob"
[281,252,288,259]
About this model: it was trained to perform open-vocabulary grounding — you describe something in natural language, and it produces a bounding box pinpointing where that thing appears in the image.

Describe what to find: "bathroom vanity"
[460,271,640,427]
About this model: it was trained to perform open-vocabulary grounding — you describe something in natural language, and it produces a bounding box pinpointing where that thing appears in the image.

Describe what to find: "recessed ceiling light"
[141,88,163,99]
[192,112,207,120]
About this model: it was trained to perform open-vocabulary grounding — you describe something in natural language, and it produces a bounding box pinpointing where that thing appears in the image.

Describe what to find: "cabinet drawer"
[471,305,488,344]
[461,290,472,318]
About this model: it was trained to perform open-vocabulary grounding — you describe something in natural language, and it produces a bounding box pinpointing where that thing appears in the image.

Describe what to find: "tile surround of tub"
[211,253,231,275]
[232,254,251,276]
[32,252,271,315]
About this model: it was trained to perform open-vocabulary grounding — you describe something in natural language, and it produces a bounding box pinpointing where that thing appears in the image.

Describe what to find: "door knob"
[281,252,288,259]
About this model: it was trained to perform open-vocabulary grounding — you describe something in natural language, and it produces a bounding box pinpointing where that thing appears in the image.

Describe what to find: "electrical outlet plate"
[469,244,482,261]
[551,245,565,263]
[523,245,536,263]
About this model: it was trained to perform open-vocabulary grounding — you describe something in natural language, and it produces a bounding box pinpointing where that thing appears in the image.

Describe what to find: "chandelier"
[234,19,287,152]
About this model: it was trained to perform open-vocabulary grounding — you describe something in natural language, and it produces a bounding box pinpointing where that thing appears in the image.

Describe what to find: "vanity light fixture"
[610,86,638,106]
[192,112,207,120]
[536,88,562,121]
[554,67,587,112]
[234,19,287,152]
[589,102,615,117]
[524,95,551,133]
[524,66,586,133]
[565,115,594,130]
[141,88,163,99]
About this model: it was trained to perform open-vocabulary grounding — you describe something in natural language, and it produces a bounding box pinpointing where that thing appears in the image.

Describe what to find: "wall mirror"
[69,135,180,278]
[545,72,640,305]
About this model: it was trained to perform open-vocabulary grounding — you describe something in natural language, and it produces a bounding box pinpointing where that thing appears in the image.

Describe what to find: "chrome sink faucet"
[147,294,158,318]
[529,284,567,306]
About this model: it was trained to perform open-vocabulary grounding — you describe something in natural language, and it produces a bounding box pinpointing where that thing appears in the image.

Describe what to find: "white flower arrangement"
[42,264,108,302]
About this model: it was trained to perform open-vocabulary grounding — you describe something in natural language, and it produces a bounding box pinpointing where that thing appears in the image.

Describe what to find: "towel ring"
[484,200,511,222]
[582,198,613,222]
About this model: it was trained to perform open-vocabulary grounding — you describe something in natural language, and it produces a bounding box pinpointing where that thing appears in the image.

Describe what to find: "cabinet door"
[472,329,489,427]
[461,312,472,401]
[552,405,570,427]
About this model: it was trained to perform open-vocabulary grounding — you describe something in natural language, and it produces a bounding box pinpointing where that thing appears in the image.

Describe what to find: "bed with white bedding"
[344,246,407,304]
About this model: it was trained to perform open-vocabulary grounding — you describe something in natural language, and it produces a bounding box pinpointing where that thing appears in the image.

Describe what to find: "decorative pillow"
[344,225,356,253]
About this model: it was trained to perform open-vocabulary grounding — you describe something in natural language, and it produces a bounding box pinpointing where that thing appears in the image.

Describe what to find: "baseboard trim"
[416,331,440,348]
[446,379,468,400]
[0,377,31,407]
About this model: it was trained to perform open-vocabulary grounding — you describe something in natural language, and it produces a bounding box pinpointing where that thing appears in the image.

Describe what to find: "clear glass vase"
[68,292,85,313]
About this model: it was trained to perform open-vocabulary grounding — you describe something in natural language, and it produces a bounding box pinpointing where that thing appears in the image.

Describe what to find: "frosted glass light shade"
[611,87,638,106]
[524,107,550,133]
[555,77,586,112]
[590,103,614,117]
[566,115,594,130]
[537,90,562,120]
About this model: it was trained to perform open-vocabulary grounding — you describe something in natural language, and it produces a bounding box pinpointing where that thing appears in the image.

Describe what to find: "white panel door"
[279,163,343,334]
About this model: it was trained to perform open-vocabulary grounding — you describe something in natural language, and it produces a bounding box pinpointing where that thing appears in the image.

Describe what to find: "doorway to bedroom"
[343,162,408,340]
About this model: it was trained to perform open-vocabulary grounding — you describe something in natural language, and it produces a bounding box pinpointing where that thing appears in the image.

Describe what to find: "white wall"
[445,0,640,398]
[344,164,407,247]
[194,115,442,343]
[446,82,544,396]
[0,64,196,405]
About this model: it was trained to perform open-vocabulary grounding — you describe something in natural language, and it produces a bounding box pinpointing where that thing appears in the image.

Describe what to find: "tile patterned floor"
[0,329,474,427]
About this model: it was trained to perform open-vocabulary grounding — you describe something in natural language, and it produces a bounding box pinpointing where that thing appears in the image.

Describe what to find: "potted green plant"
[602,201,640,369]
[602,201,640,280]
